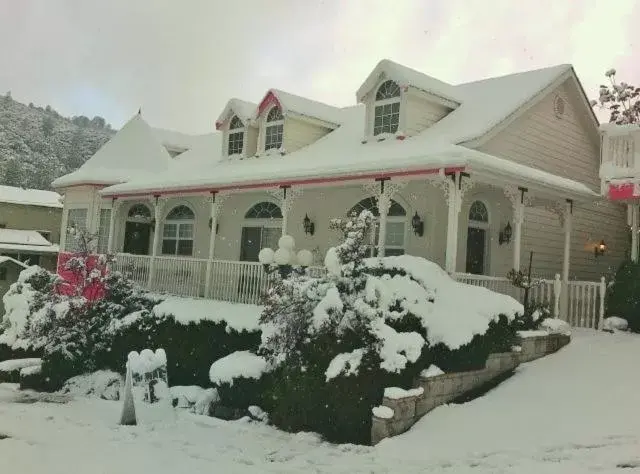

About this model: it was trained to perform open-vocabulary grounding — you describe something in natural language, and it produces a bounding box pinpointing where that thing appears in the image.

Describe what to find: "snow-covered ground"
[1,330,639,473]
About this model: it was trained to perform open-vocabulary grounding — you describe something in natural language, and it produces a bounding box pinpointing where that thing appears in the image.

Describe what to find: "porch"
[111,253,605,329]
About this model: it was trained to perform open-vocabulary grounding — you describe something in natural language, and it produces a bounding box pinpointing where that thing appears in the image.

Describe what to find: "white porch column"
[148,195,166,287]
[505,186,528,271]
[268,185,303,237]
[377,192,390,258]
[562,199,573,283]
[107,198,121,254]
[630,204,639,262]
[440,172,472,274]
[561,199,573,317]
[363,178,407,258]
[204,191,229,298]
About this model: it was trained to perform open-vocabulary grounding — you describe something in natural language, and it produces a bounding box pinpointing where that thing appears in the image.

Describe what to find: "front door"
[240,227,262,262]
[123,222,151,255]
[466,227,486,274]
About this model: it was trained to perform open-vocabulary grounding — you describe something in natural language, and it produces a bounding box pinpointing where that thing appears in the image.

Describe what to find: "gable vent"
[553,95,565,118]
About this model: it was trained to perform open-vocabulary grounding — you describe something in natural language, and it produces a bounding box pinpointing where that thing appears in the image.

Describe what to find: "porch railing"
[112,254,606,328]
[600,126,640,179]
[453,273,606,329]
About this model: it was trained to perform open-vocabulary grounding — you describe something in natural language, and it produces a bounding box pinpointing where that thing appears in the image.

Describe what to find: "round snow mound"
[604,316,628,332]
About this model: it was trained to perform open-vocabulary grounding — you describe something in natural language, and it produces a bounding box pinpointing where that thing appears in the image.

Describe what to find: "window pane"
[386,222,405,246]
[66,208,88,252]
[163,223,177,238]
[261,227,281,250]
[178,223,193,238]
[162,239,176,255]
[228,131,244,155]
[265,124,283,150]
[177,240,193,256]
[391,102,400,113]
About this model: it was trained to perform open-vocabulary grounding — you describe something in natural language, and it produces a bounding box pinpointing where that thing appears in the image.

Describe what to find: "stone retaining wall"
[371,333,570,445]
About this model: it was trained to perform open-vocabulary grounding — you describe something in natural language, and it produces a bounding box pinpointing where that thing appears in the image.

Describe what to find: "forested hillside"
[0,92,114,189]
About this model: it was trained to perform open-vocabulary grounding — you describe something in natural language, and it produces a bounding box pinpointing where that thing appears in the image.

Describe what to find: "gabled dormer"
[215,99,258,159]
[255,89,341,155]
[357,59,460,139]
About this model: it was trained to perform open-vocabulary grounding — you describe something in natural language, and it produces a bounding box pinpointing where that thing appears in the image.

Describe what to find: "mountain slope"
[0,93,114,190]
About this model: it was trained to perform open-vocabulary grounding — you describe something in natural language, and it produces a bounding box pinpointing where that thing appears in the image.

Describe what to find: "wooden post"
[445,172,460,273]
[107,198,118,254]
[561,199,573,317]
[148,196,164,288]
[205,192,219,298]
[598,276,606,330]
[553,273,562,318]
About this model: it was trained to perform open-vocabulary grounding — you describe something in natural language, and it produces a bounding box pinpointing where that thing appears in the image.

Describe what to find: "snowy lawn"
[1,330,640,473]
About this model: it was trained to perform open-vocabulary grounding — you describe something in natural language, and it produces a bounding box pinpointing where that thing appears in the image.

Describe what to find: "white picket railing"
[453,273,606,329]
[112,254,606,328]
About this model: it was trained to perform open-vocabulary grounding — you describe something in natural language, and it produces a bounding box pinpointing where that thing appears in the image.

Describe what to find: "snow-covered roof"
[63,62,586,199]
[102,64,592,199]
[356,59,461,104]
[215,98,258,129]
[52,114,173,188]
[0,185,62,208]
[0,229,59,254]
[258,89,343,126]
[152,128,201,151]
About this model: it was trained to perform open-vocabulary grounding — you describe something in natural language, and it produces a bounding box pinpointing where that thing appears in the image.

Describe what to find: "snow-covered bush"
[215,211,519,445]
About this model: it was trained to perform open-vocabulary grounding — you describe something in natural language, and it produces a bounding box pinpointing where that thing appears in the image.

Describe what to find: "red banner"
[608,182,638,200]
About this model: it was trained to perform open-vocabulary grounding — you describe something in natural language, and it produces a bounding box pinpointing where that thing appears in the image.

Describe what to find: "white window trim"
[224,114,247,158]
[161,205,196,257]
[261,106,285,153]
[371,80,402,137]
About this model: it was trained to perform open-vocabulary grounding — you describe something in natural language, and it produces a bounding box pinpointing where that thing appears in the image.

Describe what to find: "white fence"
[112,254,606,328]
[453,273,606,329]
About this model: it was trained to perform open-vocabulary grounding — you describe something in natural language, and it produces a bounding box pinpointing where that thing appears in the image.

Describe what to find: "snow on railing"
[600,126,640,179]
[452,273,605,330]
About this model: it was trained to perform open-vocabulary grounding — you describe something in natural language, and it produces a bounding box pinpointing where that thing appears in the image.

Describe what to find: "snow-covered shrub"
[109,311,261,388]
[216,211,519,445]
[605,260,640,333]
[603,316,628,332]
[209,351,270,409]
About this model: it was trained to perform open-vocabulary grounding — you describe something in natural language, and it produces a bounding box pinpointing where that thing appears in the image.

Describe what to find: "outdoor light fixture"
[411,212,424,237]
[595,240,607,257]
[499,222,512,245]
[303,214,315,236]
[208,218,220,233]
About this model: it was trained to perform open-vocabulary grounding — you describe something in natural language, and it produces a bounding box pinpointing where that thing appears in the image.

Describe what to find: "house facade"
[51,60,627,316]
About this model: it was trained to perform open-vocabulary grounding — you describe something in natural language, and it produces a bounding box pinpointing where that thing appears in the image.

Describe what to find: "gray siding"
[404,92,451,136]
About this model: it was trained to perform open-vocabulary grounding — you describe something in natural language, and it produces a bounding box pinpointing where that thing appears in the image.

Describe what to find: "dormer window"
[265,106,284,150]
[373,80,401,136]
[228,115,244,155]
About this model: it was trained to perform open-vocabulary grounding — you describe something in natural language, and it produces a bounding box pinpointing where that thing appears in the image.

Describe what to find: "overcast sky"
[1,0,637,134]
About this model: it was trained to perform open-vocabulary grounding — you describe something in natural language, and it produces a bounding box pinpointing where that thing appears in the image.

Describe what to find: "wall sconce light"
[595,240,606,257]
[411,212,424,237]
[303,214,315,235]
[208,218,220,234]
[499,222,512,245]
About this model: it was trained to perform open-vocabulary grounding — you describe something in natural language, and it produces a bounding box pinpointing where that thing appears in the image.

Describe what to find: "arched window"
[227,115,244,156]
[240,201,282,261]
[349,197,406,256]
[466,201,489,274]
[373,80,401,136]
[245,201,283,219]
[127,204,152,221]
[265,106,284,151]
[162,205,195,256]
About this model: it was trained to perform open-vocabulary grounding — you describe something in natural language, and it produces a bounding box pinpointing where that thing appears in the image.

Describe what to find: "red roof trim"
[104,166,465,199]
[257,91,281,116]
